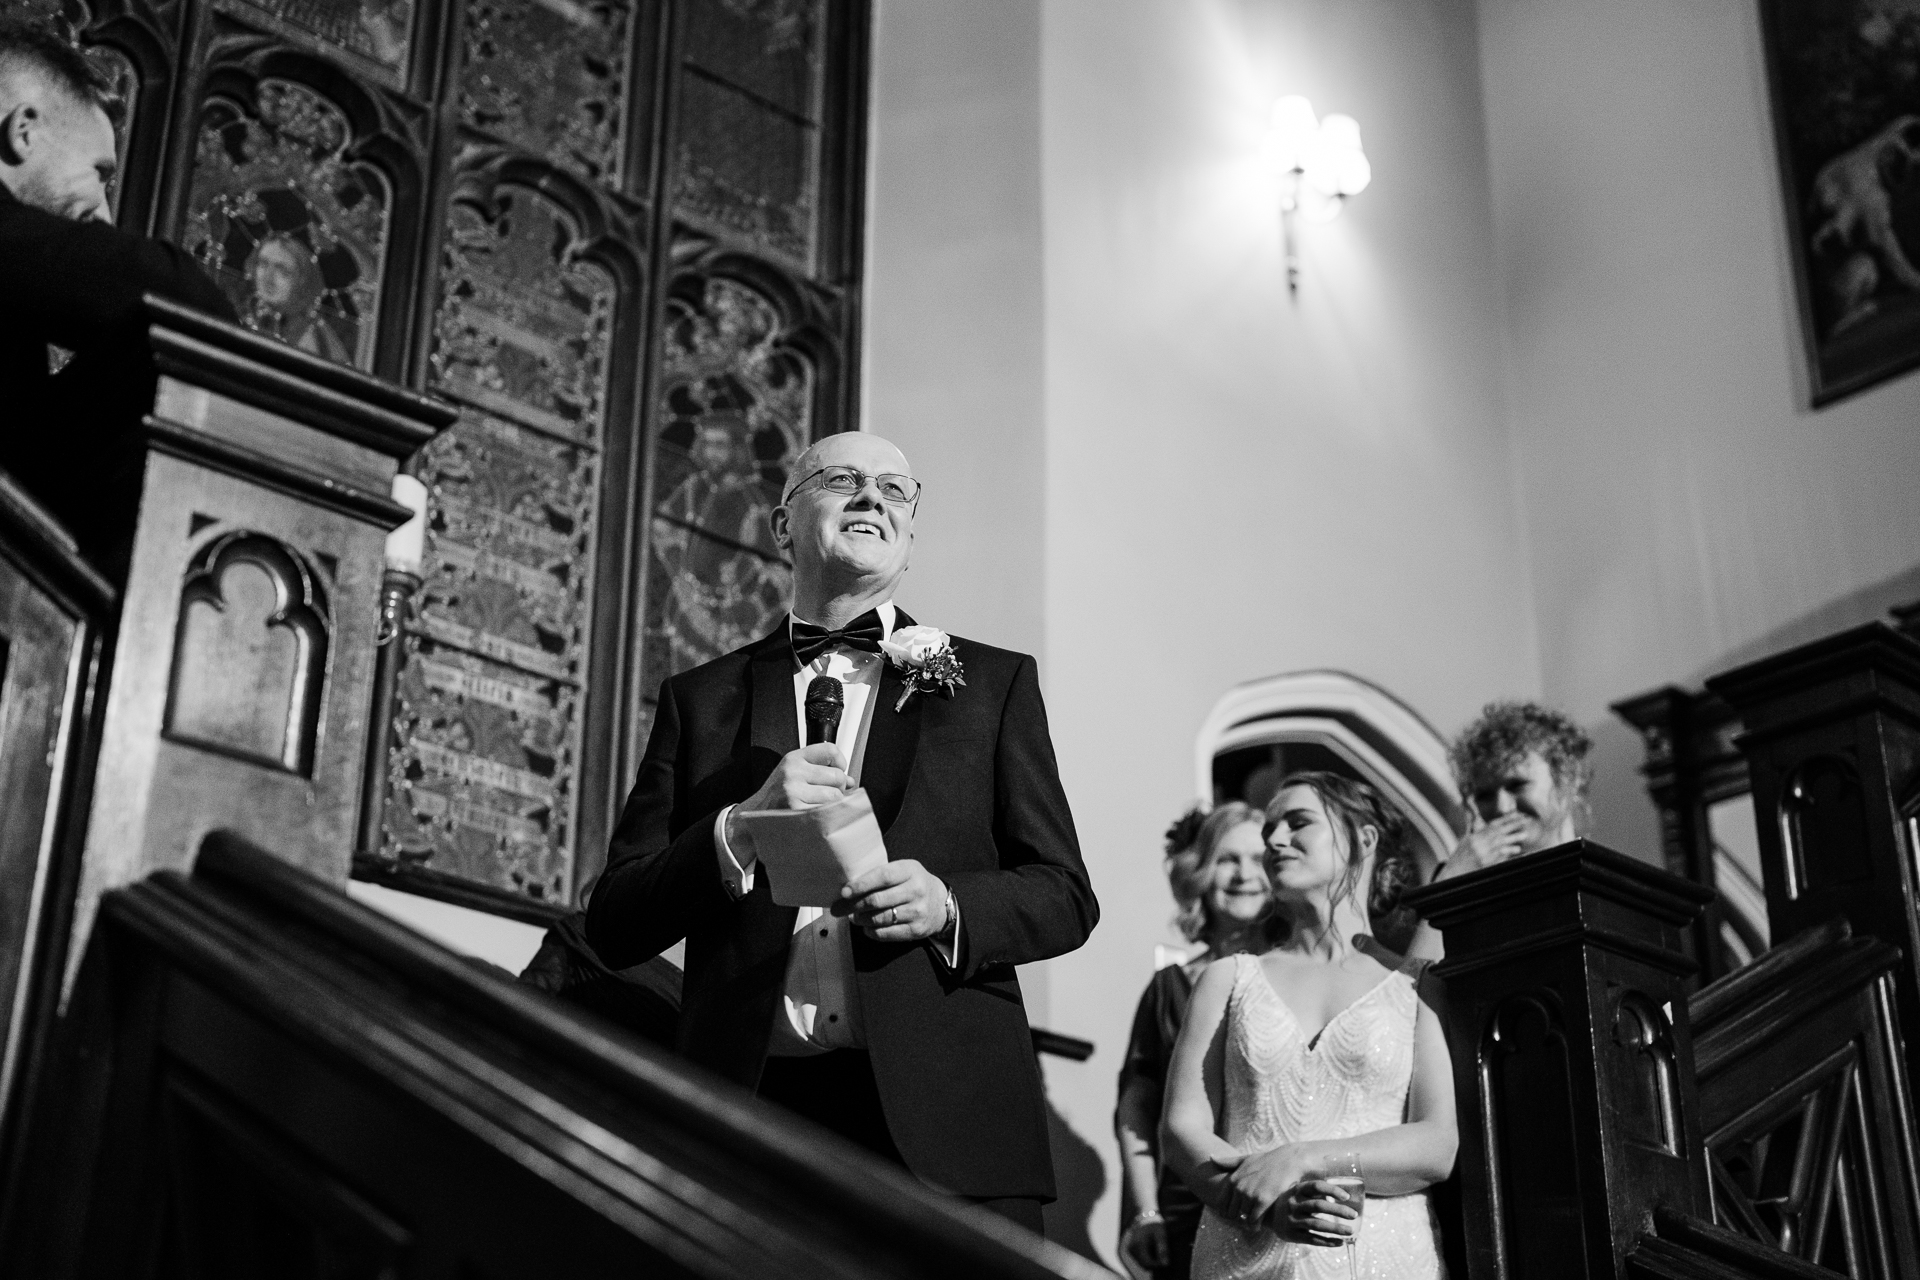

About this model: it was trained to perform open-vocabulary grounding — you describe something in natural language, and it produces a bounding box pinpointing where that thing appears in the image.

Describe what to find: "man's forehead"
[787,433,911,487]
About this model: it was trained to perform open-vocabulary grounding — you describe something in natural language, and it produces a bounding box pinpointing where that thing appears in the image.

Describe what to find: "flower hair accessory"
[880,624,965,711]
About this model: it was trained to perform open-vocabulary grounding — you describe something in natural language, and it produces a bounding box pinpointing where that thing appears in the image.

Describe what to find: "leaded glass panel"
[458,0,631,187]
[674,71,817,267]
[213,0,413,84]
[640,277,809,705]
[381,186,615,903]
[184,81,390,369]
[682,0,821,120]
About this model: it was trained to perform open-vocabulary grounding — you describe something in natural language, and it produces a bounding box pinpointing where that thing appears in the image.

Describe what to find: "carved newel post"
[67,296,454,974]
[1706,623,1920,1080]
[1404,840,1714,1280]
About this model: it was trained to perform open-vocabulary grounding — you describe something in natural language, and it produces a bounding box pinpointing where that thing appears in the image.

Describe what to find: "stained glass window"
[215,0,413,84]
[377,187,614,904]
[638,277,811,731]
[675,0,824,267]
[458,0,632,188]
[183,80,390,370]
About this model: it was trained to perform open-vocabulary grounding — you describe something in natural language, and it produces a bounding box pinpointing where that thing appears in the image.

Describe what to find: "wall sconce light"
[1271,95,1371,293]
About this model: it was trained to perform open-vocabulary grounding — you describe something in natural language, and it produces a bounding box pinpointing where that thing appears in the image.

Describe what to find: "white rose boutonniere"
[880,624,966,711]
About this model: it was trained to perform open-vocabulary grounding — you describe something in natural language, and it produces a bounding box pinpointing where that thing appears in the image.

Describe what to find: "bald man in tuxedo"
[588,431,1097,1235]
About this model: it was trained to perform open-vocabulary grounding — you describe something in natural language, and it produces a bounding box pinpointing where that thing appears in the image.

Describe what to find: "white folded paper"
[731,787,889,907]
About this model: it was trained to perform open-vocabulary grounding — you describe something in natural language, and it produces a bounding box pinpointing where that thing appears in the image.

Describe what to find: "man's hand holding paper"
[733,786,888,907]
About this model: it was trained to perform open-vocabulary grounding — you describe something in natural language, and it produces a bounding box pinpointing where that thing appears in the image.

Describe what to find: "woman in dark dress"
[1115,801,1280,1278]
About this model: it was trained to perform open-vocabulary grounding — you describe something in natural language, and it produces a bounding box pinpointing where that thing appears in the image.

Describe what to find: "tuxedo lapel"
[749,628,799,761]
[862,607,922,834]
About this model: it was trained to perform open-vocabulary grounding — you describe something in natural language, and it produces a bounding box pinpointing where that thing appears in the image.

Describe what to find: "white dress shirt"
[711,602,959,1056]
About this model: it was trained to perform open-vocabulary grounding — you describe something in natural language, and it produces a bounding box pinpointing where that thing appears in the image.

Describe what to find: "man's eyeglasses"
[783,465,922,507]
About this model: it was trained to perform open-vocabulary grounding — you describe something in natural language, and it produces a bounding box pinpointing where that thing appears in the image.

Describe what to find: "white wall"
[863,0,1920,1264]
[1476,0,1920,853]
[862,0,1049,662]
[1030,0,1538,1260]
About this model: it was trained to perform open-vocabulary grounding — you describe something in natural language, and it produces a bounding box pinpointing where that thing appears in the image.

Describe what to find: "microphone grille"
[805,675,844,712]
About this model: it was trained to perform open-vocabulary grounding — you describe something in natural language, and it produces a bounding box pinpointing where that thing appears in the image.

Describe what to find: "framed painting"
[1762,1,1920,404]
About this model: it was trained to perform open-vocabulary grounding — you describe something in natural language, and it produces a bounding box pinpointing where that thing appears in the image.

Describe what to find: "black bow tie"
[790,610,886,667]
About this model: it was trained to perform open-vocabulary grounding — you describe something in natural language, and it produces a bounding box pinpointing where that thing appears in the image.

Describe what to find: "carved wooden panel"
[184,77,392,369]
[1481,991,1591,1276]
[164,529,332,776]
[1608,990,1681,1157]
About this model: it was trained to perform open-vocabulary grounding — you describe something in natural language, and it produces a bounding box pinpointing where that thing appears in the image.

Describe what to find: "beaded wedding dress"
[1190,954,1446,1280]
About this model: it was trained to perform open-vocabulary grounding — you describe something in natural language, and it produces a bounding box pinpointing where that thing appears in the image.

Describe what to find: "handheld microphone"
[804,676,844,747]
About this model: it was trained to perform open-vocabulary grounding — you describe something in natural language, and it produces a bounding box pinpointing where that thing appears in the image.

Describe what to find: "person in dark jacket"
[586,431,1098,1237]
[0,18,234,572]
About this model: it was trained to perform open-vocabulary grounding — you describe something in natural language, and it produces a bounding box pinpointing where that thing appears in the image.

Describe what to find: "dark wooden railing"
[0,833,1104,1279]
[1689,918,1920,1274]
[1415,616,1920,1278]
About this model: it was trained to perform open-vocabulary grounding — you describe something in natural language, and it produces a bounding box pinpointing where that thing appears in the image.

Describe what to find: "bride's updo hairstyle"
[1268,771,1415,922]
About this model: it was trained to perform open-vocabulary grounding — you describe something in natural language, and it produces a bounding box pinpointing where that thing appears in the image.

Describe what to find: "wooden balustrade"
[1706,622,1920,1094]
[1688,917,1920,1274]
[1404,839,1715,1280]
[0,832,1105,1280]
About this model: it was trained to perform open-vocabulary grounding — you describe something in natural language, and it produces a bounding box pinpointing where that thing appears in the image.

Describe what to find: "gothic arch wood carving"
[1778,754,1871,899]
[1609,989,1681,1156]
[1481,991,1589,1279]
[164,530,332,776]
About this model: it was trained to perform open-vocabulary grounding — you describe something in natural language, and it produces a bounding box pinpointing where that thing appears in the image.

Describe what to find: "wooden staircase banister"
[1628,1209,1854,1279]
[1683,918,1920,1275]
[1686,916,1850,1032]
[4,830,1109,1279]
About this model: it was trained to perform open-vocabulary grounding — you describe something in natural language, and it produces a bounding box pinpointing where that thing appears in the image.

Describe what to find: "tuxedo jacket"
[587,612,1098,1198]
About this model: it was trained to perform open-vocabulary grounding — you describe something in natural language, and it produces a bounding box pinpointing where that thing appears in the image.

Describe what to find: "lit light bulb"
[1319,113,1363,155]
[1271,95,1319,172]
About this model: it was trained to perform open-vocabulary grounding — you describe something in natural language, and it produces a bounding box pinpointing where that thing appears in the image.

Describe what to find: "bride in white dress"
[1162,772,1456,1280]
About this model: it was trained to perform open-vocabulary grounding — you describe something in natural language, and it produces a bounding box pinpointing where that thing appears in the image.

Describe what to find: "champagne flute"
[1319,1151,1366,1279]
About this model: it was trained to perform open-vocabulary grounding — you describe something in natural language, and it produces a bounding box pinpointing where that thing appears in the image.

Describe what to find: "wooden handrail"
[1686,919,1920,1274]
[1629,1209,1851,1279]
[5,829,1109,1279]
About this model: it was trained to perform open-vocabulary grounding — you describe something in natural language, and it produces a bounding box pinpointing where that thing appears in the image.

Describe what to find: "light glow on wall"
[1271,95,1372,289]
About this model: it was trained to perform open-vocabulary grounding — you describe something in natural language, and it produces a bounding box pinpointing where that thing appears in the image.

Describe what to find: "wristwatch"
[935,883,957,943]
[1129,1208,1164,1231]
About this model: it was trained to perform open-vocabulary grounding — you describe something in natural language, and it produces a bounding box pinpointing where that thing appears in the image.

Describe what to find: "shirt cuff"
[931,890,963,970]
[714,804,756,898]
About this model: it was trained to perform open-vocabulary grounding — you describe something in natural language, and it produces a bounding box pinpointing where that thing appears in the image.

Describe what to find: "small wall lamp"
[1271,96,1371,293]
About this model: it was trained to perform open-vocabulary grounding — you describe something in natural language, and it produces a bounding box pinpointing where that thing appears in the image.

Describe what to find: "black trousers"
[757,1049,1047,1237]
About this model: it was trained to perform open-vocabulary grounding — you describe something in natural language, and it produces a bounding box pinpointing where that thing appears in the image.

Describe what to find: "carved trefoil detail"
[164,530,332,776]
